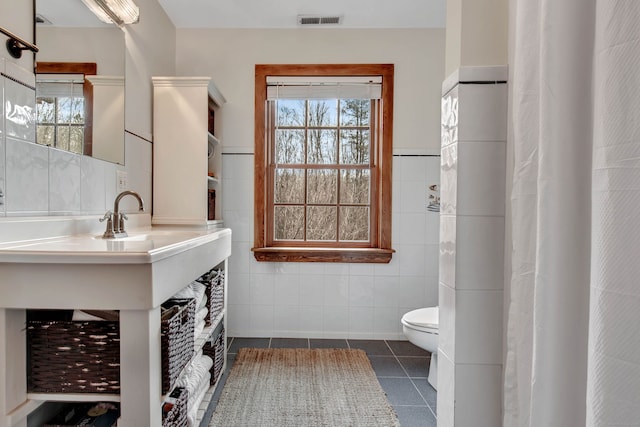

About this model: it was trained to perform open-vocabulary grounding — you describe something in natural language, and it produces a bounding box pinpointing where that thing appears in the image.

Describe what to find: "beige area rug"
[209,348,400,427]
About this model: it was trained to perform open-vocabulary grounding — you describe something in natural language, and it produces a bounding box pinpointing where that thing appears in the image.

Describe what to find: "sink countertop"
[0,226,232,264]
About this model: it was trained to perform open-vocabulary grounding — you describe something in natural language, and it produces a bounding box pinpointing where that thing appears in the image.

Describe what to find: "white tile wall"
[224,153,441,339]
[438,70,507,426]
[49,149,81,214]
[457,84,508,142]
[455,215,505,291]
[455,141,506,217]
[454,289,503,364]
[5,137,49,214]
[437,351,456,427]
[454,363,503,427]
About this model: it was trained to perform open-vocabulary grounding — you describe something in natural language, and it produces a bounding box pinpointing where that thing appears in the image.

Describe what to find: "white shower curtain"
[505,1,640,426]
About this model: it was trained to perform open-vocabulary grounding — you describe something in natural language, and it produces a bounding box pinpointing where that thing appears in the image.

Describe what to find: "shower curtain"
[505,1,640,426]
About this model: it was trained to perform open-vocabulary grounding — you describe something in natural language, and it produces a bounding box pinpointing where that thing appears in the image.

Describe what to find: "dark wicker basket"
[203,325,225,386]
[27,320,121,394]
[198,268,224,326]
[27,320,120,394]
[161,298,196,393]
[27,298,195,395]
[213,326,225,384]
[162,386,188,427]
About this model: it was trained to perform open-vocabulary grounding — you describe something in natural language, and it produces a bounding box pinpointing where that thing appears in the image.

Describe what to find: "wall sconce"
[81,0,140,27]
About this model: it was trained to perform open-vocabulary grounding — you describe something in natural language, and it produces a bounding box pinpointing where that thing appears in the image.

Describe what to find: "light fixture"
[81,0,140,26]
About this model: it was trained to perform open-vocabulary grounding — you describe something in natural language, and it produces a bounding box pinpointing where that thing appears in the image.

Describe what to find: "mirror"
[34,0,125,165]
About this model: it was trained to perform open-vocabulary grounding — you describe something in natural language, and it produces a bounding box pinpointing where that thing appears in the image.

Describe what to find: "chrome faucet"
[101,190,145,238]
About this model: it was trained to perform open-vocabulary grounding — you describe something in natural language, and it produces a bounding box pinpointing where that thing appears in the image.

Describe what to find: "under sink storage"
[26,298,196,395]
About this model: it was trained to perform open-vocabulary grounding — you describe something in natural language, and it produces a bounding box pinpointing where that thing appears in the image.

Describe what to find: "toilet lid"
[403,307,438,329]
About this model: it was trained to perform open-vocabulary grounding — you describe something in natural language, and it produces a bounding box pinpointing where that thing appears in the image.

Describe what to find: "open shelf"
[27,393,121,402]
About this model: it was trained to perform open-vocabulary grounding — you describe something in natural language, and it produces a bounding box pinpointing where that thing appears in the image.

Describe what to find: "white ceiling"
[37,0,447,29]
[158,0,447,29]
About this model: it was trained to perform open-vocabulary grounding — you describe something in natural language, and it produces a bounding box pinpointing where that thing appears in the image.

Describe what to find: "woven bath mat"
[209,347,400,427]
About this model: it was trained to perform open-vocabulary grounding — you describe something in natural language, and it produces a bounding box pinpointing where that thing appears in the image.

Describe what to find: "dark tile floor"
[202,338,437,427]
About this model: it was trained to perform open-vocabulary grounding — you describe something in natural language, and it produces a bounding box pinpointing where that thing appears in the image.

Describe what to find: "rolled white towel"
[175,355,213,398]
[172,282,198,299]
[187,372,211,427]
[194,306,208,339]
[190,281,207,309]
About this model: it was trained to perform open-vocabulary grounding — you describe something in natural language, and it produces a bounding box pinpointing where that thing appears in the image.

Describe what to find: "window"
[35,62,96,156]
[253,64,394,263]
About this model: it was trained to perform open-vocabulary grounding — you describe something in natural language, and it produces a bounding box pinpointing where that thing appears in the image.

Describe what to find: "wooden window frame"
[253,64,394,263]
[36,62,96,157]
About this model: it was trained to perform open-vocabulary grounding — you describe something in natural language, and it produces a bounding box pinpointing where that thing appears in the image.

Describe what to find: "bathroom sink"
[94,229,202,241]
[0,226,231,264]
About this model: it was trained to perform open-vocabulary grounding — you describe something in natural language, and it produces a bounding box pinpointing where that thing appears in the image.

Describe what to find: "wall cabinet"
[152,77,226,227]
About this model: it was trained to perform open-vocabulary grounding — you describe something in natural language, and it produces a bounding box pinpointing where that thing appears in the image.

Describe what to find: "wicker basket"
[213,326,225,384]
[27,320,121,394]
[162,386,188,427]
[27,298,196,395]
[198,268,224,326]
[203,325,225,386]
[161,298,196,393]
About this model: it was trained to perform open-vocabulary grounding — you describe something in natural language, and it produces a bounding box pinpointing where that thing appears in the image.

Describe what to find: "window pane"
[274,206,304,240]
[274,169,305,204]
[69,126,84,154]
[36,125,55,147]
[275,129,305,164]
[36,97,55,124]
[339,206,370,241]
[56,126,70,151]
[340,99,370,127]
[308,99,337,126]
[57,97,72,123]
[307,206,337,241]
[307,169,337,204]
[340,170,370,205]
[70,97,85,124]
[340,130,370,165]
[276,99,305,126]
[307,129,337,164]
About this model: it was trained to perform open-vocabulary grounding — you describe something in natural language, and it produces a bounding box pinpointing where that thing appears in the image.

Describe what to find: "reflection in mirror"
[36,62,96,157]
[35,0,125,165]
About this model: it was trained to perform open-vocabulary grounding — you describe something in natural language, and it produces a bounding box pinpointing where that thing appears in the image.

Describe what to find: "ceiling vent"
[297,15,343,26]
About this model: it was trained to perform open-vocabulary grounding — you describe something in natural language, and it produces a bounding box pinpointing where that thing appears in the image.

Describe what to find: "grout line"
[427,403,437,420]
[385,340,430,408]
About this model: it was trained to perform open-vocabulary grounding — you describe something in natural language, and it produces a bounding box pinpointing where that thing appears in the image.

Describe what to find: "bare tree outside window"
[272,97,373,243]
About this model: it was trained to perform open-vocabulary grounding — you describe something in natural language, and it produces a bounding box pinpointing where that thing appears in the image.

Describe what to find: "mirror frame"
[35,61,97,157]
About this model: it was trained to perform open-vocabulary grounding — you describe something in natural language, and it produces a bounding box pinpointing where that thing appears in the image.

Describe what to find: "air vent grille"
[297,15,343,26]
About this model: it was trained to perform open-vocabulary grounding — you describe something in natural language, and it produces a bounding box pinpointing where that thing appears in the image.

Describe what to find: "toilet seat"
[402,307,439,332]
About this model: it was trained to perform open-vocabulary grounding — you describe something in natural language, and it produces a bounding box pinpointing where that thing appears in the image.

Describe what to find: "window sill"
[251,247,394,263]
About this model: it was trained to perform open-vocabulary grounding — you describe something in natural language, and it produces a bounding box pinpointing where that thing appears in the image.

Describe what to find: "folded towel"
[194,306,208,338]
[176,354,213,398]
[172,281,206,310]
[187,372,211,427]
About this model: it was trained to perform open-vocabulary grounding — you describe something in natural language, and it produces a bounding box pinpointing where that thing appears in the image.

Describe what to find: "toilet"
[401,306,439,389]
